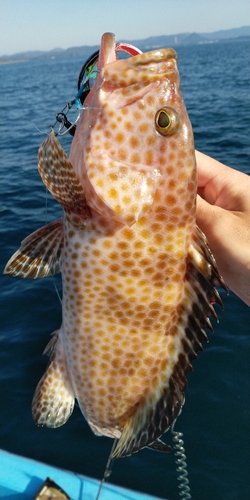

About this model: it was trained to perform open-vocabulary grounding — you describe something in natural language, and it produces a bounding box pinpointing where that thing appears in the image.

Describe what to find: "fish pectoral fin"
[32,330,75,428]
[3,218,63,278]
[38,130,89,216]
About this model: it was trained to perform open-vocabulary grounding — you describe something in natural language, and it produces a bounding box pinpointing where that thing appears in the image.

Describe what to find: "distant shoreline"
[0,59,28,65]
[1,27,249,64]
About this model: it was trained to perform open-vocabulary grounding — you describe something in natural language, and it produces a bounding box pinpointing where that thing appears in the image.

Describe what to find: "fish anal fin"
[38,130,89,217]
[32,330,75,428]
[3,218,63,279]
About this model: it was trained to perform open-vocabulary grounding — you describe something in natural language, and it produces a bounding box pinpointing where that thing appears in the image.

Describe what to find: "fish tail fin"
[32,329,75,428]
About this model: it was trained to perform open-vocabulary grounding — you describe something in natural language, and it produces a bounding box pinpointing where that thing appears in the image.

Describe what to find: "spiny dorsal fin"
[4,218,63,278]
[32,329,75,428]
[38,130,89,216]
[112,226,226,459]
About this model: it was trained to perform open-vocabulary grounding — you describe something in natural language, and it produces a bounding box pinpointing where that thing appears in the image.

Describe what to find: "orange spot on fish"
[139,123,149,133]
[133,111,142,120]
[131,153,140,164]
[115,133,125,143]
[145,150,154,165]
[118,149,127,161]
[125,121,133,131]
[129,137,139,148]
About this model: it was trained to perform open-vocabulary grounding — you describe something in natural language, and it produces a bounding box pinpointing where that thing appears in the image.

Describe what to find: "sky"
[0,0,249,56]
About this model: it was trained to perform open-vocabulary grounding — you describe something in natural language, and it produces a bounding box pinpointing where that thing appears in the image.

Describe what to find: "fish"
[4,32,226,459]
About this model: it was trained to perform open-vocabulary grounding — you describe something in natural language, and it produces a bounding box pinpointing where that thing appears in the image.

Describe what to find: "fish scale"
[4,32,226,459]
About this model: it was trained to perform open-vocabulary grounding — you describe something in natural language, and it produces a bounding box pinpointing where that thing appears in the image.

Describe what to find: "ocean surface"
[0,40,250,500]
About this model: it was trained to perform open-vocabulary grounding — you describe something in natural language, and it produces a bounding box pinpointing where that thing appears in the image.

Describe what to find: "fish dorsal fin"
[148,439,172,453]
[4,218,63,278]
[112,226,227,459]
[32,329,75,428]
[38,130,88,216]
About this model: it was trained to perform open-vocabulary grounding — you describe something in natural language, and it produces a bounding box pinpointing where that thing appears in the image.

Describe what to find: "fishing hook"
[54,110,82,137]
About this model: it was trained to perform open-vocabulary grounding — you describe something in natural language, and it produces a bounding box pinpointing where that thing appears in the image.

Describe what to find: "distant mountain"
[127,26,250,49]
[1,26,249,63]
[0,47,64,62]
[202,25,250,39]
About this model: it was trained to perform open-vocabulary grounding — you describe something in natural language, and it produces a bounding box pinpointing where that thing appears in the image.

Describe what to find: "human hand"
[195,151,250,306]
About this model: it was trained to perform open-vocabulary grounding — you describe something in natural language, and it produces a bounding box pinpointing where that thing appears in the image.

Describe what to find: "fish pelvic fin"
[3,218,63,278]
[32,329,75,428]
[38,130,89,217]
[113,226,227,459]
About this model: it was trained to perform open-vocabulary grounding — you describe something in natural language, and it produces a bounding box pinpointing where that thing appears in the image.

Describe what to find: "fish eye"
[155,107,179,136]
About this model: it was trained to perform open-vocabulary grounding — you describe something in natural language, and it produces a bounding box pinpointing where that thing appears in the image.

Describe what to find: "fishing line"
[43,181,63,304]
[43,182,63,304]
[32,123,48,135]
[171,422,192,499]
[95,438,118,500]
[52,276,62,304]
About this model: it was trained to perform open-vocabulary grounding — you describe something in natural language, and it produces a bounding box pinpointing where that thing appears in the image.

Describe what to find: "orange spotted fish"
[4,33,226,458]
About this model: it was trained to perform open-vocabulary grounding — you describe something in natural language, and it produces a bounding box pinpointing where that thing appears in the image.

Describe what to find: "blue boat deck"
[0,449,165,500]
